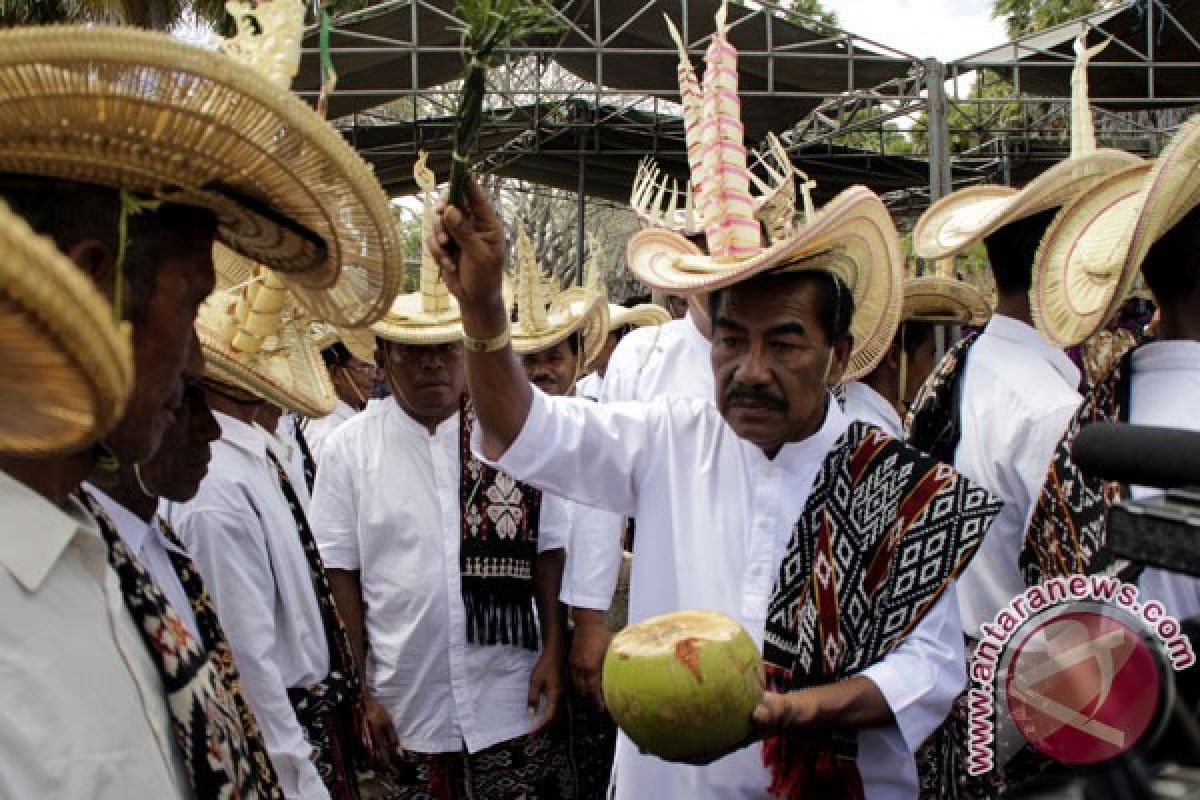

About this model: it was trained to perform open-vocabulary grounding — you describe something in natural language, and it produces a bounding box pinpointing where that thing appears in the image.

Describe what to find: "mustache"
[724,385,787,411]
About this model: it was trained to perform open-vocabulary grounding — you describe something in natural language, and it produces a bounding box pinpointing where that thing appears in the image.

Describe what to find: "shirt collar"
[767,393,852,472]
[0,470,98,592]
[84,484,152,556]
[216,410,269,460]
[983,314,1081,389]
[847,381,904,437]
[385,398,460,441]
[1133,340,1200,374]
[333,400,357,421]
[255,421,294,465]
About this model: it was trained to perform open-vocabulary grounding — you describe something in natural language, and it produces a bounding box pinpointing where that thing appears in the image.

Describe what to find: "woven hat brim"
[371,289,464,345]
[912,150,1144,260]
[0,26,403,328]
[0,199,133,454]
[902,277,992,326]
[514,289,610,372]
[197,296,336,419]
[609,303,672,331]
[1031,164,1151,347]
[627,186,904,381]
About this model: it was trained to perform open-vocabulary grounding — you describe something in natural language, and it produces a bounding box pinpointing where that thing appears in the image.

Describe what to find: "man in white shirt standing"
[311,159,573,800]
[575,299,672,401]
[173,260,369,800]
[302,328,379,462]
[842,275,991,440]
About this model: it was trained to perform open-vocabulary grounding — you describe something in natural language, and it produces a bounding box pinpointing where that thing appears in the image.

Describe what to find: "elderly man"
[427,162,1001,799]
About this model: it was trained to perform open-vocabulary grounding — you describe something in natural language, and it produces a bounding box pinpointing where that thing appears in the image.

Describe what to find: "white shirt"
[841,381,904,439]
[309,402,568,754]
[1123,342,1200,618]
[270,415,312,513]
[302,400,358,464]
[953,314,1081,635]
[0,470,190,799]
[575,371,603,402]
[602,312,713,403]
[169,411,332,800]
[87,485,201,642]
[478,390,965,800]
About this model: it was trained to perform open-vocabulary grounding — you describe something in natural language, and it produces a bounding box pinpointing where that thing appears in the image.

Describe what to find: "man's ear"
[66,238,118,304]
[825,335,853,387]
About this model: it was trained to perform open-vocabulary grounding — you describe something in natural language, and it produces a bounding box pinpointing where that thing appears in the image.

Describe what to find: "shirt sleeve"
[309,430,361,572]
[472,388,664,519]
[536,494,570,553]
[175,506,332,800]
[1009,401,1080,533]
[560,501,625,611]
[858,588,965,756]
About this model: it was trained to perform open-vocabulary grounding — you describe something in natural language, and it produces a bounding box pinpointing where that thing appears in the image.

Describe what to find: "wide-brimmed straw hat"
[310,321,377,365]
[510,225,610,369]
[0,199,133,454]
[372,153,464,347]
[1031,115,1200,346]
[913,34,1142,261]
[903,276,992,326]
[0,9,403,327]
[607,303,672,331]
[197,245,335,418]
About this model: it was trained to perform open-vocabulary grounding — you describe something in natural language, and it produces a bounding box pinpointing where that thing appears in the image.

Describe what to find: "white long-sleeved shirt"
[268,415,312,513]
[575,371,603,402]
[302,400,358,465]
[953,314,1081,634]
[0,470,190,799]
[1121,342,1200,617]
[602,312,713,403]
[169,411,331,800]
[476,390,965,800]
[87,485,201,642]
[841,380,904,439]
[309,402,568,754]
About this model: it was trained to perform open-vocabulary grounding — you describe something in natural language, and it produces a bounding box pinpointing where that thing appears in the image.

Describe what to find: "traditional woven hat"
[630,5,802,244]
[510,225,610,369]
[0,1,403,327]
[309,321,377,365]
[624,3,901,381]
[1031,114,1200,346]
[371,153,464,346]
[608,303,672,331]
[0,198,133,454]
[197,244,336,419]
[903,260,992,325]
[913,34,1142,261]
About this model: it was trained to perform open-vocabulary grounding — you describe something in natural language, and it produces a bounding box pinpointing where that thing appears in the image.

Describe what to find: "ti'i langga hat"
[0,198,133,454]
[309,321,378,365]
[1031,114,1200,346]
[0,0,403,327]
[511,225,610,369]
[913,33,1143,262]
[371,152,465,346]
[197,244,336,419]
[903,260,992,326]
[624,3,903,381]
[581,232,673,335]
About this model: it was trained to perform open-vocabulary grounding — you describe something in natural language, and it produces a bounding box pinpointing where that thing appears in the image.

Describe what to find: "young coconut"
[602,610,765,761]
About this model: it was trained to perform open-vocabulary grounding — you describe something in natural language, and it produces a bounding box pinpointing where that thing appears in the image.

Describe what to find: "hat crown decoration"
[220,0,306,90]
[665,13,708,224]
[1071,33,1110,159]
[222,268,290,358]
[515,224,552,333]
[583,233,606,293]
[414,151,453,316]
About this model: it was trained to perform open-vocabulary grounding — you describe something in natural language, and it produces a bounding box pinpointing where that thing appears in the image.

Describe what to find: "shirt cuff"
[315,542,360,571]
[470,386,553,476]
[560,589,611,611]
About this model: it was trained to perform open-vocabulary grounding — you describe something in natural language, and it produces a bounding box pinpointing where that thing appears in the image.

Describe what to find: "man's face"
[139,380,221,503]
[108,221,216,464]
[380,341,465,424]
[332,356,378,410]
[520,338,581,397]
[665,294,689,320]
[711,276,850,456]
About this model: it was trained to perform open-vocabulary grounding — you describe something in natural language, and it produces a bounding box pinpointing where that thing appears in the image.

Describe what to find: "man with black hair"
[426,176,1000,800]
[304,341,378,462]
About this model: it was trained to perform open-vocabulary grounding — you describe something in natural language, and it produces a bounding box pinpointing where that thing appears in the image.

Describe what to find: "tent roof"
[954,0,1200,108]
[297,0,920,139]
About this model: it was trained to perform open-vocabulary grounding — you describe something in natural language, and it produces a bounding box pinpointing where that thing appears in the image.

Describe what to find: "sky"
[823,0,1008,61]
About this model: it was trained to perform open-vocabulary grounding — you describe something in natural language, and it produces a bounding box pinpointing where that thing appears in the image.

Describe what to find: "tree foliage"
[991,0,1109,39]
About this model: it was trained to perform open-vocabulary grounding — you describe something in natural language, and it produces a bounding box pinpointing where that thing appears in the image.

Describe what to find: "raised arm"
[427,176,531,460]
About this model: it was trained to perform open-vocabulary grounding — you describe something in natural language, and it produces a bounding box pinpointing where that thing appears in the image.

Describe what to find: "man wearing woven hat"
[310,159,574,800]
[842,274,992,439]
[0,4,402,798]
[171,252,365,800]
[1022,117,1200,608]
[301,327,379,462]
[426,8,1000,800]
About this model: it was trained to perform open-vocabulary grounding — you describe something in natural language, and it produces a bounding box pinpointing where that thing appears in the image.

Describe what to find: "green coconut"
[602,610,765,761]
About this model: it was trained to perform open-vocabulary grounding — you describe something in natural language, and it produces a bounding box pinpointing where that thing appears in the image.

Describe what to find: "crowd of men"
[1,2,1199,800]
